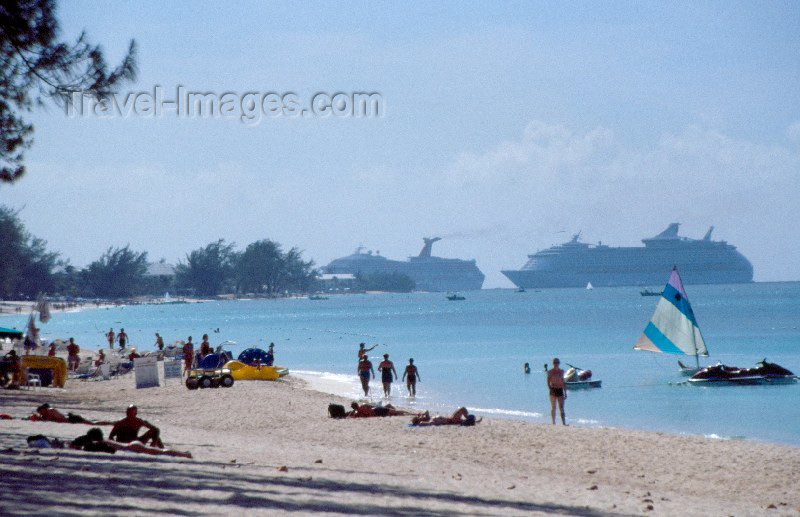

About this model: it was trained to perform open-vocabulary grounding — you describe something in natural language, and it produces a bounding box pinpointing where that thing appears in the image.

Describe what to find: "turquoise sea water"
[3,282,799,445]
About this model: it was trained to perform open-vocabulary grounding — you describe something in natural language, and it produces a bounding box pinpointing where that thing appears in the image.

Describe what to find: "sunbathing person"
[109,405,164,448]
[29,403,107,424]
[410,407,481,426]
[347,402,414,418]
[71,427,191,458]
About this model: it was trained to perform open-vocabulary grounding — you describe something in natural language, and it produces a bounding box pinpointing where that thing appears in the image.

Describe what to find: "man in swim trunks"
[357,355,375,396]
[182,337,194,376]
[66,338,80,371]
[546,357,567,425]
[109,405,164,448]
[117,328,128,350]
[357,342,378,359]
[199,334,211,358]
[402,358,420,396]
[377,353,397,397]
[154,333,164,352]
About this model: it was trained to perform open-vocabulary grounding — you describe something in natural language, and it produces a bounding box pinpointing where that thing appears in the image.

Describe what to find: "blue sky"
[3,1,799,286]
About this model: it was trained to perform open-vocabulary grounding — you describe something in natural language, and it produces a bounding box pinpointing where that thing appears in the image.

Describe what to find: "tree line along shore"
[2,206,419,304]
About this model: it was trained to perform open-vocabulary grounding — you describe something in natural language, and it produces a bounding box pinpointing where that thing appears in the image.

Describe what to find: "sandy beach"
[0,368,798,517]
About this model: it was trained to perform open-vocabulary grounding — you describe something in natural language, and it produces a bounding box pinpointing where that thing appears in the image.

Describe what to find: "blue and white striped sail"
[634,267,708,357]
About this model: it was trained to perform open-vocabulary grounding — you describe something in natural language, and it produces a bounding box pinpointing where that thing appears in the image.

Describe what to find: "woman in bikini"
[357,355,375,396]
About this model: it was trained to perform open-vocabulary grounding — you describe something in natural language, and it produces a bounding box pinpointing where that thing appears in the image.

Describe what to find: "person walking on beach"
[546,358,567,425]
[377,353,397,397]
[358,342,378,359]
[357,355,375,397]
[117,328,128,350]
[199,334,211,358]
[402,358,421,396]
[66,338,80,372]
[106,328,115,349]
[154,333,164,352]
[182,337,194,376]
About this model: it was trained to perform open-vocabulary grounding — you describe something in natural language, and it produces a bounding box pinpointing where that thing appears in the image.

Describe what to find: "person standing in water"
[117,328,128,350]
[154,333,164,352]
[106,328,115,349]
[402,358,421,397]
[546,358,567,425]
[377,353,397,397]
[357,342,378,359]
[357,355,375,397]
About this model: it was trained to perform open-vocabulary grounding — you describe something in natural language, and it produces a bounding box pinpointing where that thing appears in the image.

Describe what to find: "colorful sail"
[634,267,708,356]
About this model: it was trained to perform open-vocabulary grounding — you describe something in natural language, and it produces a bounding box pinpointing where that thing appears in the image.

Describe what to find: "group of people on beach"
[356,343,420,398]
[26,403,191,458]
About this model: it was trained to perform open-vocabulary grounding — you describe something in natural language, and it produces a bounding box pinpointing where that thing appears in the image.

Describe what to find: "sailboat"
[585,282,593,290]
[633,266,707,375]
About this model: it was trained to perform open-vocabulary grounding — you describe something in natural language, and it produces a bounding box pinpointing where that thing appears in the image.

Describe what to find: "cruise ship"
[324,238,485,291]
[502,224,753,288]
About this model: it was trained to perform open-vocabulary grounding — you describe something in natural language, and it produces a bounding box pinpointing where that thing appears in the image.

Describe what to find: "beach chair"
[25,368,42,389]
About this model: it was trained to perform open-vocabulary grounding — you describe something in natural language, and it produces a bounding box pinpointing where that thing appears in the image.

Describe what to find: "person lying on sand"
[70,427,191,458]
[29,403,110,425]
[347,402,416,418]
[109,405,164,447]
[410,407,481,427]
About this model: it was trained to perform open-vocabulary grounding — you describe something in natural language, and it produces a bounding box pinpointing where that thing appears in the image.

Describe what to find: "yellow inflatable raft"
[223,360,289,381]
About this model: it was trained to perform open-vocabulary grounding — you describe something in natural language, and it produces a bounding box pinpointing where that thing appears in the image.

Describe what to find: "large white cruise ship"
[502,224,753,288]
[324,238,485,291]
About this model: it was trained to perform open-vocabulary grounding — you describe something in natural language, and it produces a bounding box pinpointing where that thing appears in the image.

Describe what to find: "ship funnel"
[419,237,442,257]
[703,226,714,241]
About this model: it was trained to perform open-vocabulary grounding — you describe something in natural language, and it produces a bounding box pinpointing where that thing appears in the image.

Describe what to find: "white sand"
[1,372,798,516]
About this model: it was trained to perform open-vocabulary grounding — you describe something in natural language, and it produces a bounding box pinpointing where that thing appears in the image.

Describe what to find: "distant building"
[146,260,176,278]
[144,260,176,295]
[318,273,356,291]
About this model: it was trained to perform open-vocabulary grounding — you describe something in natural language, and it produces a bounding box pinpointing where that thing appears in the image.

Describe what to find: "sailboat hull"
[565,380,602,389]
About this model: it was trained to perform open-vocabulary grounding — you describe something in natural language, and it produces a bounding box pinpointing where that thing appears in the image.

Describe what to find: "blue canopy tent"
[0,327,24,340]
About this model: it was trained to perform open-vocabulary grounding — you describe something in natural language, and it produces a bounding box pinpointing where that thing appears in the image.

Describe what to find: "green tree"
[0,205,58,299]
[236,241,317,295]
[0,0,137,182]
[83,245,148,298]
[282,247,317,293]
[236,239,284,294]
[175,240,236,297]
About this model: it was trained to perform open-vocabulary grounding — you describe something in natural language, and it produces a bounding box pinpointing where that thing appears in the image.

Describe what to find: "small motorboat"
[563,364,601,389]
[640,288,662,296]
[688,359,797,385]
[308,295,329,300]
[446,293,466,301]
